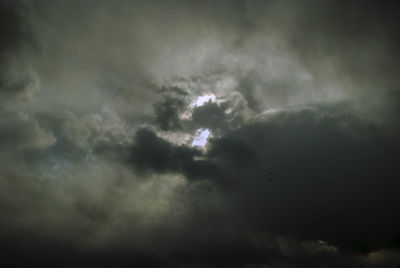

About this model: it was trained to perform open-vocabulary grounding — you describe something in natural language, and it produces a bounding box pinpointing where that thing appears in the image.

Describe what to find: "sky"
[1,0,400,267]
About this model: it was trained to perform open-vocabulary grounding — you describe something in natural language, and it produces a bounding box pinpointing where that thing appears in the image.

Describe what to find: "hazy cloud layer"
[1,0,399,267]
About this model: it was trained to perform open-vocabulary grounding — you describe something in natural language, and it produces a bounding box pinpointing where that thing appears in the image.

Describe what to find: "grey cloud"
[246,0,400,118]
[1,0,400,267]
[0,65,40,106]
[0,112,56,150]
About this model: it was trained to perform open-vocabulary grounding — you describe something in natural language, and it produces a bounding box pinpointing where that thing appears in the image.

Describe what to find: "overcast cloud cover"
[1,0,400,267]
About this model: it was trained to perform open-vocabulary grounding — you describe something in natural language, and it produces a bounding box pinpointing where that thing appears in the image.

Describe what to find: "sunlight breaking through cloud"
[191,128,211,148]
[191,93,216,108]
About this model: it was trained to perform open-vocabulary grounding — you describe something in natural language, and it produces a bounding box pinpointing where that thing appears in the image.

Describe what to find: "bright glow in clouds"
[192,94,216,107]
[191,129,211,148]
[180,93,218,120]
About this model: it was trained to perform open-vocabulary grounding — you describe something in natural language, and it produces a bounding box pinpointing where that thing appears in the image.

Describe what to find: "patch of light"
[191,129,211,148]
[253,108,282,122]
[191,93,216,107]
[179,109,192,120]
[157,131,192,146]
[225,108,232,114]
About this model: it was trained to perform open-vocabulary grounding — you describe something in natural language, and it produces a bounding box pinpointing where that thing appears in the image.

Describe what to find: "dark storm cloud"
[152,86,190,131]
[153,96,185,131]
[0,1,38,106]
[1,0,400,267]
[125,104,400,266]
[0,0,33,55]
[191,102,228,131]
[215,106,400,252]
[130,128,220,181]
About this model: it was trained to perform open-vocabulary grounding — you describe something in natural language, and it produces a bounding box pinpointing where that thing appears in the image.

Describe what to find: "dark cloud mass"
[153,96,186,131]
[1,0,400,267]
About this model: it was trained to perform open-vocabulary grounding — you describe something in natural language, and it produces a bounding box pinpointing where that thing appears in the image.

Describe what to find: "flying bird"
[265,171,276,182]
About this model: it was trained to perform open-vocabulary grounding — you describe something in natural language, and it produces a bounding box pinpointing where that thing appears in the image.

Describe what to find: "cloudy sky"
[1,0,400,267]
